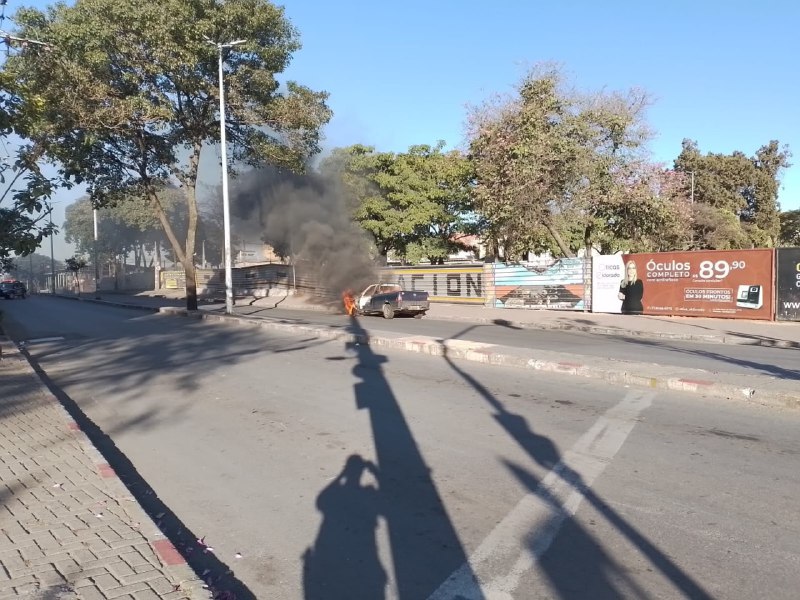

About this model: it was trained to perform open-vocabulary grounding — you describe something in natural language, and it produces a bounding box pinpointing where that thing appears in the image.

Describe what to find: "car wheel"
[382,304,395,319]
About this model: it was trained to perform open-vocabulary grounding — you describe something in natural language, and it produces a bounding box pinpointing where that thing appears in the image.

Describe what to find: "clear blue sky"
[6,0,799,258]
[280,0,799,205]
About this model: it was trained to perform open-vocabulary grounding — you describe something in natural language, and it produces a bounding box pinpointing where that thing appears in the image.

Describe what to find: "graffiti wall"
[492,258,587,310]
[382,266,485,304]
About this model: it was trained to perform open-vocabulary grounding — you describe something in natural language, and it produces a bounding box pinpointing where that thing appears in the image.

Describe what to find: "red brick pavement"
[0,338,208,600]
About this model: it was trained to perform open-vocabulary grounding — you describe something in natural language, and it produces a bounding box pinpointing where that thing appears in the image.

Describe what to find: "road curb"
[43,296,800,410]
[160,307,800,411]
[423,312,800,348]
[47,294,800,348]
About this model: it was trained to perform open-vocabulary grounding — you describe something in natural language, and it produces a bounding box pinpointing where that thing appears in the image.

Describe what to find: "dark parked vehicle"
[0,280,27,299]
[355,283,429,319]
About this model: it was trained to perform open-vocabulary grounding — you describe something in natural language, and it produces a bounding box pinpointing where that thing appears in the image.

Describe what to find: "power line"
[0,1,52,56]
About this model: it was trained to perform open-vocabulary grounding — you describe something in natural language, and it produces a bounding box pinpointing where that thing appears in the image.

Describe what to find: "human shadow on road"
[303,454,386,599]
[303,315,481,600]
[437,324,714,600]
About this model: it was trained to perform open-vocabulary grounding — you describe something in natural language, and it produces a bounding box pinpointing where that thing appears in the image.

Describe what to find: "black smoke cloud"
[229,167,379,298]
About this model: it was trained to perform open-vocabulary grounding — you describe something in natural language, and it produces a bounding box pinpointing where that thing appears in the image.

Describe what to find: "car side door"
[359,285,376,312]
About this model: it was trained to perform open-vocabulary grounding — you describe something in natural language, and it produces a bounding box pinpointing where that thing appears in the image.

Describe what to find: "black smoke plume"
[229,167,379,299]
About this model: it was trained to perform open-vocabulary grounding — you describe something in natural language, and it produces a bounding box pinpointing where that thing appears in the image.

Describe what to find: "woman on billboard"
[618,260,644,314]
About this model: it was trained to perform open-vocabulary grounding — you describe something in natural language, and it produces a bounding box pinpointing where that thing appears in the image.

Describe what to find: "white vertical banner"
[591,254,625,313]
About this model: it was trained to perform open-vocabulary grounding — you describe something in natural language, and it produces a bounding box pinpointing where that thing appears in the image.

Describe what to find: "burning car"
[343,283,429,319]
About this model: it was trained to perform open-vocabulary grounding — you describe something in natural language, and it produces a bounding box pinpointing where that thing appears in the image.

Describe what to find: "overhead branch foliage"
[674,139,791,249]
[4,0,331,308]
[0,67,65,258]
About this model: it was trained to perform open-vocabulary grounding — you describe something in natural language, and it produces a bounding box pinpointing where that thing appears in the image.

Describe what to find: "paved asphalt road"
[210,303,800,381]
[2,296,800,599]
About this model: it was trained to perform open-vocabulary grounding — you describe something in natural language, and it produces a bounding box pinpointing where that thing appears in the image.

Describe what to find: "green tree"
[324,143,476,263]
[0,67,65,259]
[64,255,87,293]
[780,209,800,247]
[468,68,578,260]
[467,66,656,260]
[674,139,790,249]
[64,186,184,271]
[589,164,693,253]
[566,89,674,254]
[390,144,476,264]
[5,0,331,309]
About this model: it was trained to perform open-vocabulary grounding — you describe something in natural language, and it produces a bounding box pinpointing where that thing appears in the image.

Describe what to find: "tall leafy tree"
[567,89,669,253]
[467,66,657,260]
[589,164,693,253]
[780,209,800,247]
[5,0,331,309]
[324,143,476,263]
[468,67,579,260]
[674,139,790,248]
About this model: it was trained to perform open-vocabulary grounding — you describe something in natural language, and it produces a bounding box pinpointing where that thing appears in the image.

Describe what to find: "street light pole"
[49,208,56,295]
[93,208,100,299]
[689,171,696,249]
[207,37,246,315]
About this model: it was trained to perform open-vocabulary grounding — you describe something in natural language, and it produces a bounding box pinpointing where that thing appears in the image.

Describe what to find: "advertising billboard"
[603,250,775,320]
[776,248,800,321]
[591,254,625,313]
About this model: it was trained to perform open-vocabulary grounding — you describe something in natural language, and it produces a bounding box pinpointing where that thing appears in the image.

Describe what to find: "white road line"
[23,337,65,344]
[428,390,655,600]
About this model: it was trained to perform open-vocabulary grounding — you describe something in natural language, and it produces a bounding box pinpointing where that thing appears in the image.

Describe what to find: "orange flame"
[342,290,357,316]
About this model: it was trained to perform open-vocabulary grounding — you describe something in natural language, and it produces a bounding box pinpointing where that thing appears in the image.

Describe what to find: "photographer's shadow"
[303,454,387,600]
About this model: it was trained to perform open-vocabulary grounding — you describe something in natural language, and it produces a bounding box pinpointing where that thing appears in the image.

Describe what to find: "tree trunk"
[584,223,593,257]
[544,218,574,258]
[184,183,200,311]
[148,188,199,310]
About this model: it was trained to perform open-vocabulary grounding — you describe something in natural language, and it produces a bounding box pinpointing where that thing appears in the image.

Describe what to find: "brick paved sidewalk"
[0,338,208,600]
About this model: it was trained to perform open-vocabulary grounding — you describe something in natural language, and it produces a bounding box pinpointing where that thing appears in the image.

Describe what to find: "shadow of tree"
[611,335,800,380]
[3,305,351,600]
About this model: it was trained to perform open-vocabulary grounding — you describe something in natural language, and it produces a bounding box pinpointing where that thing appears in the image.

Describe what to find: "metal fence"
[158,257,594,311]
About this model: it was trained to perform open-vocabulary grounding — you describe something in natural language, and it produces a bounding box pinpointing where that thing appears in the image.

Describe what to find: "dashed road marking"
[428,390,655,600]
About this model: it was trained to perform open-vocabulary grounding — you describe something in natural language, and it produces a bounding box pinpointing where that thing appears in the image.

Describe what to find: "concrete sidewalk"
[0,337,209,600]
